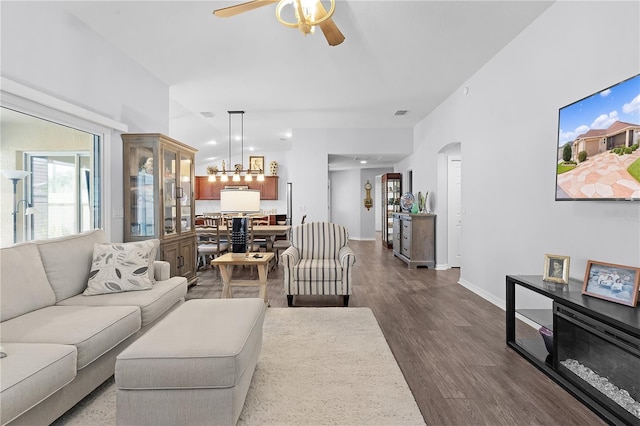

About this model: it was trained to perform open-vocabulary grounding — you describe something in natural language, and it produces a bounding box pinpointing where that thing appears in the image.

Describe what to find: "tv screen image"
[556,74,640,201]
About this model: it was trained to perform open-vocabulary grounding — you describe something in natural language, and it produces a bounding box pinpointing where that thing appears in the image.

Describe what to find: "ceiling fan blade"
[213,0,278,18]
[318,17,345,46]
[315,1,345,46]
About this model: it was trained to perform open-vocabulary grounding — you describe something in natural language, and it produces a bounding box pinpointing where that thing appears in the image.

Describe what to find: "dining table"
[196,224,290,252]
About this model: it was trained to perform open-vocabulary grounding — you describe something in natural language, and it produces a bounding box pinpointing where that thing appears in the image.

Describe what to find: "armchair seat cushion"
[292,259,343,281]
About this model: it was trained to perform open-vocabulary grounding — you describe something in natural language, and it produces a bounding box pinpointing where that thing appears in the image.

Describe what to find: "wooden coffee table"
[210,252,275,303]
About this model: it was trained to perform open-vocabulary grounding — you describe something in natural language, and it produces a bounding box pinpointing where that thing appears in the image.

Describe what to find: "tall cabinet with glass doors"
[122,134,197,284]
[381,173,402,248]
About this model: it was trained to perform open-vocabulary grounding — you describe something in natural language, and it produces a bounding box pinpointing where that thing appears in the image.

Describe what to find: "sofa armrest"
[281,246,300,267]
[339,246,356,267]
[153,261,171,281]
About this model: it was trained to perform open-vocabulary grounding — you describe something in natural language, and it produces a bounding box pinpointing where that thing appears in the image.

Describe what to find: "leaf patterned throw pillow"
[83,239,159,295]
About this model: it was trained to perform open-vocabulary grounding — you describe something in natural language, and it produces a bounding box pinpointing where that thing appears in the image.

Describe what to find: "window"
[1,107,102,244]
[27,149,100,239]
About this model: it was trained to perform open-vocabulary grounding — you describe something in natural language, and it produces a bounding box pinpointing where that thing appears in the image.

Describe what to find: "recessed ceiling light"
[360,160,367,164]
[207,140,217,145]
[200,112,215,118]
[394,110,408,116]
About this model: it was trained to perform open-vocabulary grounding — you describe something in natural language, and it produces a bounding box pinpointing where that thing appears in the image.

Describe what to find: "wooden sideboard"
[392,213,436,268]
[195,176,278,200]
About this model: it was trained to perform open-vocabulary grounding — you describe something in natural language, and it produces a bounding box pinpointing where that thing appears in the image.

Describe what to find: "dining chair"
[249,214,269,251]
[196,217,228,270]
[273,214,306,265]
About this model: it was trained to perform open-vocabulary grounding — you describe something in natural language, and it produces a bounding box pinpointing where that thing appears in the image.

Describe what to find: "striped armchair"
[281,222,356,306]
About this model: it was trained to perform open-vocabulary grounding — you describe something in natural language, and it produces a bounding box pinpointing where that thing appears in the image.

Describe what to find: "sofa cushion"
[0,305,140,369]
[0,343,77,425]
[0,243,56,321]
[36,229,107,302]
[59,276,187,326]
[84,239,159,296]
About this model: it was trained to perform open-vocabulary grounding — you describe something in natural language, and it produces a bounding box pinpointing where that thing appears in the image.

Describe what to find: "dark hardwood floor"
[188,237,605,426]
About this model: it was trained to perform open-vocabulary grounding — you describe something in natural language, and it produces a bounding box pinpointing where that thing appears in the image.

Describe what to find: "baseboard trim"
[458,277,505,311]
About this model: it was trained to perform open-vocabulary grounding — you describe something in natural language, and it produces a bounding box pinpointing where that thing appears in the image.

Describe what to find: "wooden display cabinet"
[381,173,402,248]
[122,133,198,285]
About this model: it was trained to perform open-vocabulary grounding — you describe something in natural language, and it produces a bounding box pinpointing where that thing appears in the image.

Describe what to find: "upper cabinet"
[195,176,278,200]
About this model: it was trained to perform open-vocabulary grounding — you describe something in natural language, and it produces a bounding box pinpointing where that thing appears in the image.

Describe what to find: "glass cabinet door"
[129,145,156,237]
[381,173,402,248]
[162,146,178,237]
[179,153,192,233]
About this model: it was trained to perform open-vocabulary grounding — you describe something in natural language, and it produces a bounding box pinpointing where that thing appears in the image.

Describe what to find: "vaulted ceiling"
[61,1,553,169]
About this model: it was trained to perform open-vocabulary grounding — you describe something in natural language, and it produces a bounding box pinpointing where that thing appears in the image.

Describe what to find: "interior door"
[447,156,462,268]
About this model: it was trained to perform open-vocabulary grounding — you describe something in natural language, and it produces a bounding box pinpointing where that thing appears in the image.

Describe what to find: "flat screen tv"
[555,74,640,201]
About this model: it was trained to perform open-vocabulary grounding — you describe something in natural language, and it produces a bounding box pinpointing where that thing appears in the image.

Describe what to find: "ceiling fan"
[213,0,345,46]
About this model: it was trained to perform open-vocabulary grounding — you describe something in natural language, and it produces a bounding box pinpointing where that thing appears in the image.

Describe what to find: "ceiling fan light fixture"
[276,0,334,35]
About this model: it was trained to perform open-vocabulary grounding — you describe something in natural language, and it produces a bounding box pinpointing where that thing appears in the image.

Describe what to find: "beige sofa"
[0,230,188,426]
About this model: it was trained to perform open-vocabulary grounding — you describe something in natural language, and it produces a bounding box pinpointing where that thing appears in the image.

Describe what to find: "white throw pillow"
[84,240,159,296]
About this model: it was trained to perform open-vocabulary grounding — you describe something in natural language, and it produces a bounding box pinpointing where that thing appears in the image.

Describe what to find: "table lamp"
[220,189,260,257]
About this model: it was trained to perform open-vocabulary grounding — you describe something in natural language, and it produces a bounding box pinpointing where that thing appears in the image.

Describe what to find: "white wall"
[398,1,640,307]
[290,128,413,224]
[359,167,391,240]
[1,2,169,242]
[328,167,391,240]
[329,169,359,235]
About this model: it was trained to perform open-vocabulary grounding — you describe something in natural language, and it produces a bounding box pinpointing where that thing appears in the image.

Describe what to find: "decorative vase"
[417,192,425,213]
[269,160,278,176]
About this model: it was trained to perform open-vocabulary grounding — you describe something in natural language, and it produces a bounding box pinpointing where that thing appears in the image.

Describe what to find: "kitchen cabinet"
[195,176,278,200]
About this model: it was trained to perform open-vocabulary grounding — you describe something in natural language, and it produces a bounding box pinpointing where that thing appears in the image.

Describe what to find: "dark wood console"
[506,275,640,425]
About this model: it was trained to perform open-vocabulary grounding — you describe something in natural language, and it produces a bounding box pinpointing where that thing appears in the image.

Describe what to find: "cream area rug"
[53,308,425,426]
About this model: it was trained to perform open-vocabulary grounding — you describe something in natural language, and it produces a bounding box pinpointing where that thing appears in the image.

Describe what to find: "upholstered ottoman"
[115,298,266,426]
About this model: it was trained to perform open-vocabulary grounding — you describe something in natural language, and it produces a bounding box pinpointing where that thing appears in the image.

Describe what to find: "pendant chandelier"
[207,111,264,183]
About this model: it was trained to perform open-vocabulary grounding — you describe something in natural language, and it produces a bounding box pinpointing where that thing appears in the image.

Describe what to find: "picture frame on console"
[582,260,640,307]
[543,254,570,284]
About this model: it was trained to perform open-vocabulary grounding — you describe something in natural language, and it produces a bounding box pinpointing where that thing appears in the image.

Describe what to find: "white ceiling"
[61,0,553,170]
